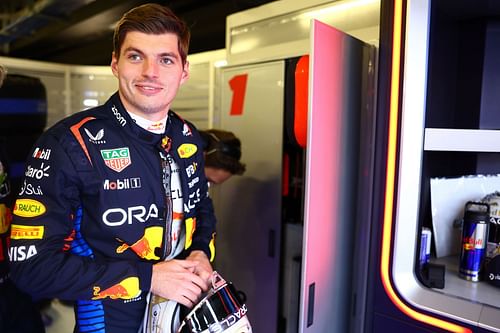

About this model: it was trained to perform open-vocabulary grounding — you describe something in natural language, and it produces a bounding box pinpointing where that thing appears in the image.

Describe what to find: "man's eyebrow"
[158,51,180,60]
[123,47,144,55]
[123,47,180,60]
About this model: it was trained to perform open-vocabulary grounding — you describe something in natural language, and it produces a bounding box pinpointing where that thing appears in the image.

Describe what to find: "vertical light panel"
[217,61,285,333]
[300,19,366,332]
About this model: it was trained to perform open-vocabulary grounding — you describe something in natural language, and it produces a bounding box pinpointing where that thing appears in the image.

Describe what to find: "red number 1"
[229,74,248,116]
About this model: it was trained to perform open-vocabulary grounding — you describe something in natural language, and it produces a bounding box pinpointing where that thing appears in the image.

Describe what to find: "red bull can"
[459,201,489,282]
[419,227,432,266]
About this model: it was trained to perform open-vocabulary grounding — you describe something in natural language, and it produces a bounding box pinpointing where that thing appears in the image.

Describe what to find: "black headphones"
[201,131,241,160]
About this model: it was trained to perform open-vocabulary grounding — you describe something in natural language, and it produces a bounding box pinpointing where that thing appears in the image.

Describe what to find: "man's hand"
[151,259,208,308]
[186,250,213,283]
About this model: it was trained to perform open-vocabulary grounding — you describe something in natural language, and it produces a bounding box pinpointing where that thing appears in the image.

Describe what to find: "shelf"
[424,128,500,152]
[431,255,500,309]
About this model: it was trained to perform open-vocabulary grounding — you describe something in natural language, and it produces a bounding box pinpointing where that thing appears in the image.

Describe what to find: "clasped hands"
[150,250,213,308]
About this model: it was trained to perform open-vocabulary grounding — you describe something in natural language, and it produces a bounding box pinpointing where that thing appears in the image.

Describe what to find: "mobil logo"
[32,147,51,160]
[103,177,141,190]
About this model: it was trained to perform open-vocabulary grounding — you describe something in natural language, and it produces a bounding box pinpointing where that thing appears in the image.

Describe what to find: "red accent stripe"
[70,117,96,165]
[294,55,309,148]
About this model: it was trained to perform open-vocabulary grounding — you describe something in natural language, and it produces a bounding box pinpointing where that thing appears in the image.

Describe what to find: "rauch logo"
[13,199,46,217]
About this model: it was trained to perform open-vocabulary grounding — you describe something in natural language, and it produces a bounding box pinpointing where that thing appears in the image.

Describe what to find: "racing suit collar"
[108,93,164,145]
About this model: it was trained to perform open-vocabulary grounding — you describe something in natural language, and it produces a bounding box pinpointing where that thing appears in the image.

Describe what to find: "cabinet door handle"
[307,282,315,327]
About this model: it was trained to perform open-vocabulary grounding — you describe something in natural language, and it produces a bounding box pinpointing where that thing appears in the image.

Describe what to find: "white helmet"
[177,272,252,333]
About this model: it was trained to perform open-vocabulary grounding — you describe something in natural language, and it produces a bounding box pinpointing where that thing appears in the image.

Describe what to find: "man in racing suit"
[9,4,216,333]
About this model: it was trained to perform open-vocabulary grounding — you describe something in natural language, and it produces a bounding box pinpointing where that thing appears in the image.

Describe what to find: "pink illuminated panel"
[300,19,367,332]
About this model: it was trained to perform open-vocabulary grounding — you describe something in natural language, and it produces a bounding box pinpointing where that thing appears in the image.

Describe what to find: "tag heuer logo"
[101,147,131,172]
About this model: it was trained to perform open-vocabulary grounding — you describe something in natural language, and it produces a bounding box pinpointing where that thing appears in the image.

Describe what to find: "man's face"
[205,167,233,185]
[111,31,189,120]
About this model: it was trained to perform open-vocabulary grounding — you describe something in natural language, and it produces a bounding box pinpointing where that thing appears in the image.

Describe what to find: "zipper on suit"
[158,150,172,259]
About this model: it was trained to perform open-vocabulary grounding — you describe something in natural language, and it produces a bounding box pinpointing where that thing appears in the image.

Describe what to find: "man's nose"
[142,59,159,78]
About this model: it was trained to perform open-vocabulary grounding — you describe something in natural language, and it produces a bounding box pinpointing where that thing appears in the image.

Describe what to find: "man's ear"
[180,61,190,85]
[110,52,118,77]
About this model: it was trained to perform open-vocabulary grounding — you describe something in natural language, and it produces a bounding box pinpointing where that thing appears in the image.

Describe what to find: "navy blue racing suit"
[9,93,216,333]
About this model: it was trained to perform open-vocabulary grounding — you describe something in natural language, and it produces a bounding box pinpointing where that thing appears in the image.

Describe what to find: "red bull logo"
[116,226,163,260]
[92,277,140,300]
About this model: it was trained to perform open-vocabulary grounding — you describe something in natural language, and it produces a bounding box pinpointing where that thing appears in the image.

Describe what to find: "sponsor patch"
[11,224,44,239]
[13,199,46,217]
[184,188,201,212]
[188,176,199,189]
[147,122,165,132]
[85,128,106,144]
[25,162,50,180]
[182,123,192,136]
[19,180,43,196]
[92,277,140,300]
[8,245,38,262]
[102,204,158,226]
[161,136,171,153]
[103,177,141,190]
[32,147,51,160]
[116,226,163,260]
[112,105,127,126]
[101,147,131,172]
[185,162,198,178]
[177,143,197,159]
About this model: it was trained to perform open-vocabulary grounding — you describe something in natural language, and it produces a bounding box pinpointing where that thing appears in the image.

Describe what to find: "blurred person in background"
[200,129,246,184]
[0,65,45,332]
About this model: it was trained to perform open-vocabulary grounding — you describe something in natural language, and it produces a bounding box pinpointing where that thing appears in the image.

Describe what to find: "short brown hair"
[201,129,246,176]
[113,3,190,64]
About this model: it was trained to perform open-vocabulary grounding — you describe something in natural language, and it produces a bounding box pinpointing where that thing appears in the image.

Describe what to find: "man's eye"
[128,54,141,61]
[161,57,173,65]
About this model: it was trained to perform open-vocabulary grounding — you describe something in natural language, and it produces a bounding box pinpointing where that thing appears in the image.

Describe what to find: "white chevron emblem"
[85,128,106,144]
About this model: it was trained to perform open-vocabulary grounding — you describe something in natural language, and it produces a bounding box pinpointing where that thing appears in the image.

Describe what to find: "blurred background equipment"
[0,0,274,65]
[0,73,47,196]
